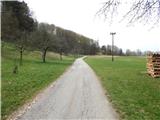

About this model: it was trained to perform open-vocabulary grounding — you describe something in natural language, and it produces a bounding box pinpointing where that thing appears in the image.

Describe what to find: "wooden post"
[110,32,116,62]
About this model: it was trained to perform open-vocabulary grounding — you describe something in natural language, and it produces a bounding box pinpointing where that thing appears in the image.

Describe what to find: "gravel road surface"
[16,57,118,120]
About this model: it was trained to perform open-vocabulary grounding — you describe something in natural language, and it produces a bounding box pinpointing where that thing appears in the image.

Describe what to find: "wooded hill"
[1,1,100,64]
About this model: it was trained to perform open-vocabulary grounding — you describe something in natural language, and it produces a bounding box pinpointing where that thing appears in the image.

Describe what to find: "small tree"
[101,45,107,55]
[106,45,112,55]
[1,1,36,65]
[90,41,100,55]
[136,49,142,56]
[54,27,70,60]
[119,48,123,56]
[30,23,56,63]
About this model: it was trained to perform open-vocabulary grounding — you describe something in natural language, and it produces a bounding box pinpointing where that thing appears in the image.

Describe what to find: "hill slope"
[1,42,74,120]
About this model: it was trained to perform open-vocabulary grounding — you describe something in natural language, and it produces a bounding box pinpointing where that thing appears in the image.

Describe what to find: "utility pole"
[110,32,116,62]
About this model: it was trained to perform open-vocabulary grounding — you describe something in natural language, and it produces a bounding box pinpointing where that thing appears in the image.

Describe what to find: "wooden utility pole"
[110,32,116,62]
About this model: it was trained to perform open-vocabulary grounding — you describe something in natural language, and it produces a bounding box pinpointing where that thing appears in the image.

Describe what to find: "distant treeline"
[100,45,153,56]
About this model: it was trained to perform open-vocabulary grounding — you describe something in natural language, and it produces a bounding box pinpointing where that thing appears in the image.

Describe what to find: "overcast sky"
[24,0,160,52]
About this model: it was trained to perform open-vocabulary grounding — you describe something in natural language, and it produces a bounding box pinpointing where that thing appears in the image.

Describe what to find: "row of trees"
[100,45,149,56]
[101,45,123,56]
[1,1,100,66]
[29,23,100,62]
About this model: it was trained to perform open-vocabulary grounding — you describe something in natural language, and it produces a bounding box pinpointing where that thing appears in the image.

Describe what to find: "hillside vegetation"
[1,42,74,120]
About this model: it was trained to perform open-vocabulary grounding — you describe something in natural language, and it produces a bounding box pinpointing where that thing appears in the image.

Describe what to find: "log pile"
[147,53,160,78]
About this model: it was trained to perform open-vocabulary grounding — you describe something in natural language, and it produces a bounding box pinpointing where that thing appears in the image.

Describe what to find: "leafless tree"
[97,0,160,25]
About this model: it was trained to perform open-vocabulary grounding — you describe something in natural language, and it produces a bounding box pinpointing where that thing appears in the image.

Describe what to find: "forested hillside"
[1,1,100,65]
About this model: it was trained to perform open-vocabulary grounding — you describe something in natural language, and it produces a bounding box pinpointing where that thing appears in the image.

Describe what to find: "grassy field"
[1,42,75,120]
[85,56,160,120]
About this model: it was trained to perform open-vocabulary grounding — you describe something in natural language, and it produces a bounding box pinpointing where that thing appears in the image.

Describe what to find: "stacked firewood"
[147,53,160,78]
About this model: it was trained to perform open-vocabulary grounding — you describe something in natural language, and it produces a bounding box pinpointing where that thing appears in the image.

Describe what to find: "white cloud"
[25,0,160,52]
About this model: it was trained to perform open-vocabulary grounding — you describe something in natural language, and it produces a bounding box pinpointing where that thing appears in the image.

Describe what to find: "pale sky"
[24,0,160,52]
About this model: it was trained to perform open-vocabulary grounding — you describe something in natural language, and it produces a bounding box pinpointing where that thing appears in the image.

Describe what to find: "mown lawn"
[1,43,75,120]
[85,56,160,120]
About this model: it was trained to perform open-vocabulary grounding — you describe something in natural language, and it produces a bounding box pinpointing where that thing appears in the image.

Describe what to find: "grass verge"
[1,42,74,120]
[85,56,160,120]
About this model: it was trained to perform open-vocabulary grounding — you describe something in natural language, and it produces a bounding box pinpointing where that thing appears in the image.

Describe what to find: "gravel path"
[16,57,118,120]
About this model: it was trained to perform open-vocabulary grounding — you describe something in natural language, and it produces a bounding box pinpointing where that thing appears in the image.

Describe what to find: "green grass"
[85,56,160,120]
[1,42,75,120]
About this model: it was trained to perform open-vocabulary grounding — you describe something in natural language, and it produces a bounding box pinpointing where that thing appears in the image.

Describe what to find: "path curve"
[16,57,118,120]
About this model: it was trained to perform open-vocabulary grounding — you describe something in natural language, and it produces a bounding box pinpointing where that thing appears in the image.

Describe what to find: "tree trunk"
[60,52,62,60]
[19,46,23,65]
[42,47,48,63]
[13,65,18,74]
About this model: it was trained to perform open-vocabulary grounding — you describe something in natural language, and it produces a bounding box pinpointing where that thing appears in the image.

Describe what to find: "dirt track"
[16,57,118,120]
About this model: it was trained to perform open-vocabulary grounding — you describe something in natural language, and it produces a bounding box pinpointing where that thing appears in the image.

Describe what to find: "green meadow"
[1,43,74,120]
[86,56,160,120]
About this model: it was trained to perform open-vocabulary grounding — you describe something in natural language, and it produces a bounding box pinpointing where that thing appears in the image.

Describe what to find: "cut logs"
[147,53,160,78]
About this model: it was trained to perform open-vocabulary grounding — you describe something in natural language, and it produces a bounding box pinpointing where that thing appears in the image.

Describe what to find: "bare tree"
[30,23,56,63]
[97,0,160,25]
